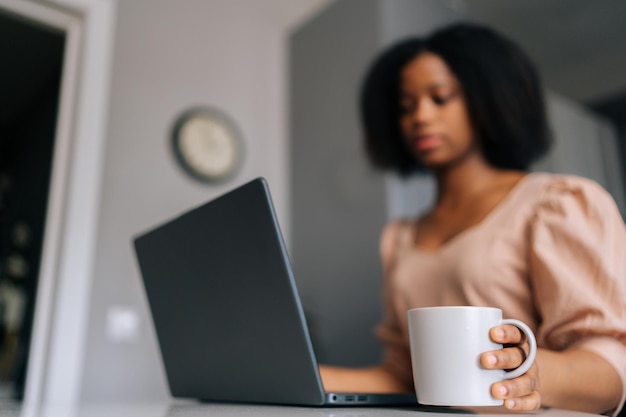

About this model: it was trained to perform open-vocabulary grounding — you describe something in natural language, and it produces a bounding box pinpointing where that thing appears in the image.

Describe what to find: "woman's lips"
[413,134,442,151]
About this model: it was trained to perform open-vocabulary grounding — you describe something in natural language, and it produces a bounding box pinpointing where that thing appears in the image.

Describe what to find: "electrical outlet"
[106,305,141,343]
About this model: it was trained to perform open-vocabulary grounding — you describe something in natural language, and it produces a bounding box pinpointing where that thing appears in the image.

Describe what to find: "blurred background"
[0,0,624,405]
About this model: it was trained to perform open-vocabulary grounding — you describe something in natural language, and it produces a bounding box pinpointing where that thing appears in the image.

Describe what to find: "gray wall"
[290,0,384,367]
[539,93,625,215]
[290,0,464,366]
[79,0,295,402]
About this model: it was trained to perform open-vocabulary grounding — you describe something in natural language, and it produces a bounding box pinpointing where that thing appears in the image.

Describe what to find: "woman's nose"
[411,100,435,124]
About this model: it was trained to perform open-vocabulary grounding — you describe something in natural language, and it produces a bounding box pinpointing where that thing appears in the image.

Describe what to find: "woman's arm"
[319,364,412,394]
[522,177,626,414]
[537,348,622,413]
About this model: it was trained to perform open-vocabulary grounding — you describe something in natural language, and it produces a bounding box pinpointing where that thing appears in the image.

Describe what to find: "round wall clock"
[171,107,244,184]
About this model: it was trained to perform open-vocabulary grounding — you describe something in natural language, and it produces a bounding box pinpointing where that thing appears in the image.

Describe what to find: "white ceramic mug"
[407,306,537,406]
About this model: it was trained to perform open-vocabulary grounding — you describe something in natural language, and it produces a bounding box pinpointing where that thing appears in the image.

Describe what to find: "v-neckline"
[411,173,538,254]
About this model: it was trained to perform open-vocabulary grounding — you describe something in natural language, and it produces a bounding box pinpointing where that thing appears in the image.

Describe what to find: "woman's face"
[398,52,479,170]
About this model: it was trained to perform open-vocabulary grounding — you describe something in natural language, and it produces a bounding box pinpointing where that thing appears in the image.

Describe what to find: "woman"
[319,23,626,415]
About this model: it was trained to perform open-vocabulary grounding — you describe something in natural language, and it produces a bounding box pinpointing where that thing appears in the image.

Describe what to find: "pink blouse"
[375,172,626,414]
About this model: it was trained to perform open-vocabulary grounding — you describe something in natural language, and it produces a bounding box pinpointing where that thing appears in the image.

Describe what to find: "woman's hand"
[480,324,541,411]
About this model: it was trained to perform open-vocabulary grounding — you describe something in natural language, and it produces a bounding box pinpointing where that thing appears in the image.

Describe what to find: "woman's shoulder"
[380,219,413,271]
[380,219,412,250]
[530,171,609,192]
[526,172,624,227]
[381,217,417,232]
[528,172,618,207]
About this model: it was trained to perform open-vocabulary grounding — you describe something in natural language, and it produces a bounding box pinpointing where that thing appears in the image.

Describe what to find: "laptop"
[133,177,417,407]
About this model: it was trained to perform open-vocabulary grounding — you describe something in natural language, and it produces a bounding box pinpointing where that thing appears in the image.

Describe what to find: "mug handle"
[500,319,537,380]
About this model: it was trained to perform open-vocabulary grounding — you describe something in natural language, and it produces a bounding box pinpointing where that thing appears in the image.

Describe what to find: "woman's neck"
[432,158,521,209]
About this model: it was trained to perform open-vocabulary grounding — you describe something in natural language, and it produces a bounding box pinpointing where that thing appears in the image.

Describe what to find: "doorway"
[0,10,64,400]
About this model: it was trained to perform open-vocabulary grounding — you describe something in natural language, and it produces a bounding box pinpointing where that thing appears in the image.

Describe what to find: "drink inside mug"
[407,306,537,407]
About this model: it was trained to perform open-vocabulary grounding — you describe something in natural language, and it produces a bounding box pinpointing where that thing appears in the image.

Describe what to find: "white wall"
[78,0,328,402]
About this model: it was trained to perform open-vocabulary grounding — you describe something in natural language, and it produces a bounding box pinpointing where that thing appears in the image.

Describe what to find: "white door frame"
[0,0,116,406]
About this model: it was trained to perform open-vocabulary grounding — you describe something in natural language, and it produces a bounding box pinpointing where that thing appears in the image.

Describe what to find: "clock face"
[172,108,244,183]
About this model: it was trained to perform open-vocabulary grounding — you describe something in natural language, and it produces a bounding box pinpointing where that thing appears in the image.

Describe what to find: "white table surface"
[0,400,603,417]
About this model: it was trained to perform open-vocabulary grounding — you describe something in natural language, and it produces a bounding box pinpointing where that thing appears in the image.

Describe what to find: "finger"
[490,325,526,345]
[491,368,539,400]
[503,391,541,411]
[481,346,527,370]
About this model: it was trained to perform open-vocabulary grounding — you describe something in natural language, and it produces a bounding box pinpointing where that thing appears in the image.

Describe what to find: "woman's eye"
[399,102,414,114]
[432,90,458,105]
[433,95,452,105]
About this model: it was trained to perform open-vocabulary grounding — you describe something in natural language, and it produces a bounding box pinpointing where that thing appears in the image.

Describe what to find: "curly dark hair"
[360,22,552,176]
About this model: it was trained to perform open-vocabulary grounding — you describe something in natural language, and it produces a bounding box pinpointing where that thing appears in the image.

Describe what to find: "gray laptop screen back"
[134,178,325,405]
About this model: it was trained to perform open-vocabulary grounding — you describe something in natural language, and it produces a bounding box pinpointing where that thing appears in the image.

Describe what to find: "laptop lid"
[134,177,417,407]
[134,177,327,405]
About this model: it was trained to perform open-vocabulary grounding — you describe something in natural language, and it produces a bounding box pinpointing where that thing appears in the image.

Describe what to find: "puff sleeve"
[528,176,626,414]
